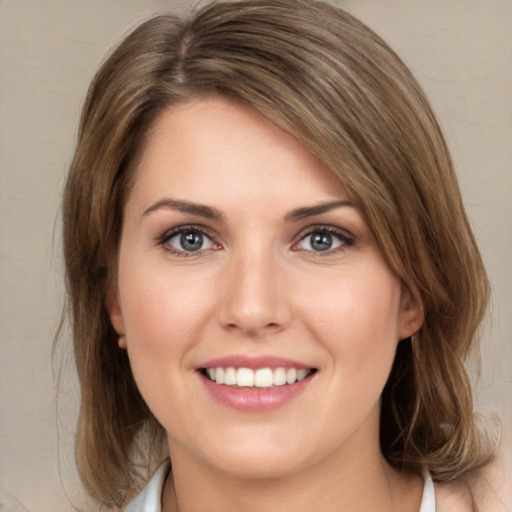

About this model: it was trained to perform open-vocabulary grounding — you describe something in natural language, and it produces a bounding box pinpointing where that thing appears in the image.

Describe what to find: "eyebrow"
[285,200,355,221]
[142,198,354,222]
[142,198,225,221]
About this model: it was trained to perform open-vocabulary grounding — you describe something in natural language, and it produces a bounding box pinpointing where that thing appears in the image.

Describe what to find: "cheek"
[116,263,211,424]
[116,257,213,371]
[298,264,402,369]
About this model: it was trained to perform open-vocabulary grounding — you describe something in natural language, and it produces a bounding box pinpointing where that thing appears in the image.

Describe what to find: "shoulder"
[434,478,473,512]
[467,435,512,512]
[435,435,512,512]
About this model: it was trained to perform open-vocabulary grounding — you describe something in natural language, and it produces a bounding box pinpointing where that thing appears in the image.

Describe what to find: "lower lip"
[199,373,313,412]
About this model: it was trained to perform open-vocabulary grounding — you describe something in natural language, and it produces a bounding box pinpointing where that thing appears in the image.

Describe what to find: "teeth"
[272,367,287,386]
[286,368,297,384]
[215,367,225,385]
[236,368,254,387]
[297,369,308,381]
[205,366,312,388]
[224,367,237,385]
[254,368,273,388]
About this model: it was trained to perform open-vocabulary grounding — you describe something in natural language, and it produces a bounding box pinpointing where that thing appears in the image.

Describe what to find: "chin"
[181,428,312,480]
[212,449,307,480]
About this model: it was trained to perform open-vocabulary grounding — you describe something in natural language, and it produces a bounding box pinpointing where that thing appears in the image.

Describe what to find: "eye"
[159,226,218,255]
[294,227,353,253]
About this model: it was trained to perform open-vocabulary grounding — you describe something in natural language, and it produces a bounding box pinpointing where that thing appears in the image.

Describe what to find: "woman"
[62,0,504,510]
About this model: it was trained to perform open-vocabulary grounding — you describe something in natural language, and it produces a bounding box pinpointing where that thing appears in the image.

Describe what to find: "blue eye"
[296,228,352,253]
[160,227,216,254]
[309,233,335,251]
[179,231,205,251]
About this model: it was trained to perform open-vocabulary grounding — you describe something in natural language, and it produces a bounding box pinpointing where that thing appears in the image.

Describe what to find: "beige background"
[0,1,510,510]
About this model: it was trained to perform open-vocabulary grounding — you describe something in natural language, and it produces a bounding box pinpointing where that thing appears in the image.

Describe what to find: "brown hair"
[62,0,495,508]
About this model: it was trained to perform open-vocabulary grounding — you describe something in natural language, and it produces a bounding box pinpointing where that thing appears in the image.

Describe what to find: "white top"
[124,460,436,512]
[420,469,436,512]
[125,460,171,512]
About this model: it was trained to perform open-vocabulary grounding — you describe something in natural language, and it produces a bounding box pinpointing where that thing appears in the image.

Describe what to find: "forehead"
[129,97,348,212]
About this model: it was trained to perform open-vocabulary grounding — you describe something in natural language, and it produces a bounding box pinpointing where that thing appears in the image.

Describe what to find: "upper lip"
[197,354,314,370]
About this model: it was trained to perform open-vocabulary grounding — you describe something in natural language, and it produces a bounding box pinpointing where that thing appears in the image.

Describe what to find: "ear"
[106,289,127,349]
[397,282,424,341]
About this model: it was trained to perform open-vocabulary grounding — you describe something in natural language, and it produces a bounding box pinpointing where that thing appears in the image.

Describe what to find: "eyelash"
[157,225,218,258]
[156,224,355,257]
[292,225,355,255]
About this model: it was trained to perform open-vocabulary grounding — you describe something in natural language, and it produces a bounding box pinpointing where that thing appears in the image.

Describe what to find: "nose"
[216,248,293,338]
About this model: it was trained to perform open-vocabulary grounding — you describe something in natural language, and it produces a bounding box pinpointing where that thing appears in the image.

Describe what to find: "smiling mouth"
[200,367,317,388]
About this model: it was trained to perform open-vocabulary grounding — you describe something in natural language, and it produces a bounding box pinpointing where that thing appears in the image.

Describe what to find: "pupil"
[311,233,332,251]
[181,232,203,251]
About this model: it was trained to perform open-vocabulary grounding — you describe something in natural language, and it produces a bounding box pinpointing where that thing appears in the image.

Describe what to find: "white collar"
[419,469,436,512]
[124,459,171,512]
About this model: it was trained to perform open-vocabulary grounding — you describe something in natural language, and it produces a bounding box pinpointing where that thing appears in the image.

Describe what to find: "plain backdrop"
[0,1,511,510]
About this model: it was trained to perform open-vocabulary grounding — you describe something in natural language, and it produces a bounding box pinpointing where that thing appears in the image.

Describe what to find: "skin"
[435,435,512,512]
[108,97,426,511]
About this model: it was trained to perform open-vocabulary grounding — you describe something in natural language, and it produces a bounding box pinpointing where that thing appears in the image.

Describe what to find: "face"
[109,97,422,480]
